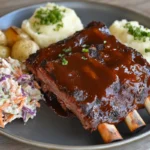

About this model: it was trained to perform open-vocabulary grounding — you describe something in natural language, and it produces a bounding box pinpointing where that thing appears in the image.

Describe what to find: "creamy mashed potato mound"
[110,20,150,63]
[22,3,83,48]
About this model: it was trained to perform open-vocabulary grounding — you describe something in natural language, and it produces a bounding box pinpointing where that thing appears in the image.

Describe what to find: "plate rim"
[0,0,150,149]
[1,127,150,150]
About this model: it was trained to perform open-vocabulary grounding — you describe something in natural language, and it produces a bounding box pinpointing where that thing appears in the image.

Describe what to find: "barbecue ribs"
[26,22,150,131]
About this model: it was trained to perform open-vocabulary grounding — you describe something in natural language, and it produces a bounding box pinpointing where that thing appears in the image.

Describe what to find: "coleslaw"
[0,57,43,128]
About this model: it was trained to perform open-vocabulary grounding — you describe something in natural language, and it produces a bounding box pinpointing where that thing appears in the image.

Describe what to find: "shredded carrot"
[33,81,41,89]
[36,102,40,108]
[0,102,10,110]
[0,110,4,128]
[14,67,23,78]
[18,99,25,110]
[10,80,19,93]
[13,97,25,104]
[30,100,35,105]
[30,101,40,108]
[10,85,16,93]
[6,114,14,122]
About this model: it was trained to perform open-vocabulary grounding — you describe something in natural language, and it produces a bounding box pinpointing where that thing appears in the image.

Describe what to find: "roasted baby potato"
[0,45,10,58]
[11,39,39,61]
[0,30,7,45]
[4,26,31,47]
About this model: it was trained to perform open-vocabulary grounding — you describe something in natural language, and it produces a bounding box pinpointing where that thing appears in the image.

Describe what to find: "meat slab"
[26,22,150,131]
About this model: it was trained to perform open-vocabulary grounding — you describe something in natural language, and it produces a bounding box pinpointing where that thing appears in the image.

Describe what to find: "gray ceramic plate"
[0,1,150,150]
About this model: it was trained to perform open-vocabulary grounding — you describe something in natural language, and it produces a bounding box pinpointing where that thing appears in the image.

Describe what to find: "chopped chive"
[58,54,65,58]
[82,48,89,53]
[143,38,146,42]
[124,23,150,41]
[54,22,64,31]
[63,9,66,12]
[145,48,150,53]
[35,6,63,25]
[63,47,72,53]
[62,58,68,65]
[82,44,87,48]
[81,56,88,60]
[33,6,64,32]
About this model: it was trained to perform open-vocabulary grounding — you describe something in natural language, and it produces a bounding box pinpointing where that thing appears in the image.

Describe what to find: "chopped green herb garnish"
[146,28,149,30]
[82,44,87,48]
[63,47,72,53]
[34,6,64,31]
[82,48,89,53]
[143,38,146,42]
[103,41,107,44]
[62,58,68,65]
[33,22,40,28]
[35,6,63,25]
[124,23,150,41]
[37,32,41,34]
[145,48,150,53]
[63,9,66,12]
[58,53,65,58]
[54,22,64,31]
[81,56,88,60]
[58,53,69,65]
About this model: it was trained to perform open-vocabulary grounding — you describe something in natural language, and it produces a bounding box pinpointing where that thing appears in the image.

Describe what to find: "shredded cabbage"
[0,57,44,128]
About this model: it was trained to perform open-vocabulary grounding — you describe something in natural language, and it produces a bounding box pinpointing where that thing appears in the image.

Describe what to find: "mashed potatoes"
[22,3,83,48]
[110,20,150,63]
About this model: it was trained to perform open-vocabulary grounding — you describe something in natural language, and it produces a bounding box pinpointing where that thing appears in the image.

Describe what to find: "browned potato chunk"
[4,26,31,47]
[4,27,19,47]
[0,45,10,58]
[11,39,39,61]
[0,30,7,45]
[12,26,31,40]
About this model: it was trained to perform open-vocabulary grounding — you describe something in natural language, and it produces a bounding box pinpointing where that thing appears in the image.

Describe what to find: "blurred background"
[0,0,149,17]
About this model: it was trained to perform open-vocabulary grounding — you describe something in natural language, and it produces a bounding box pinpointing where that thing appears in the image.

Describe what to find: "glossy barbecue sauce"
[27,22,150,129]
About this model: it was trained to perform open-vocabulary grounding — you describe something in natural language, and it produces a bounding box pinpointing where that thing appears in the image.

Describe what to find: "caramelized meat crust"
[26,22,150,131]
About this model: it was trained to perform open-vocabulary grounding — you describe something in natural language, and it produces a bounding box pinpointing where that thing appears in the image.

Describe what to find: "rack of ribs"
[26,21,150,143]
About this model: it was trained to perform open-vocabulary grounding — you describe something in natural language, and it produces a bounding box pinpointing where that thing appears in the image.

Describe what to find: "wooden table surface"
[0,0,150,150]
